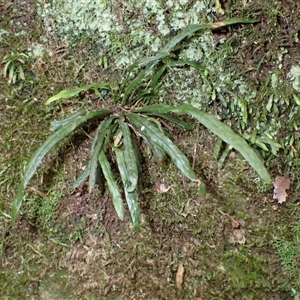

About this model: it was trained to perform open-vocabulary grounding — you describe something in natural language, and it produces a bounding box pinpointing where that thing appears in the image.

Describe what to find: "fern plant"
[11,18,271,232]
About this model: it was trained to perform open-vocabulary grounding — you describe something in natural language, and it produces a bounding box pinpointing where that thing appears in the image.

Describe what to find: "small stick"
[192,143,197,169]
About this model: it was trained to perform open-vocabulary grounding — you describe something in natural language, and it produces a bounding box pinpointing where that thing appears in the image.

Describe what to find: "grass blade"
[114,147,140,232]
[127,113,199,182]
[120,120,139,192]
[98,151,124,220]
[46,83,112,104]
[11,109,112,224]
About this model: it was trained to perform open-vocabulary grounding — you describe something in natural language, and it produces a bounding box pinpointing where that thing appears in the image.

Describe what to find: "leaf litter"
[175,263,184,289]
[273,175,291,204]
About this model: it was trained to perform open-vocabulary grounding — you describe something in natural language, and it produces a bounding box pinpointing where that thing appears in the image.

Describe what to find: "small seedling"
[2,51,28,84]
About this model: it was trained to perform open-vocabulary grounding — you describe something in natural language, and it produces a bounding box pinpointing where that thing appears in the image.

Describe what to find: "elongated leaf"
[150,64,167,89]
[75,121,119,189]
[124,190,140,232]
[173,104,271,183]
[89,117,115,191]
[119,120,139,192]
[139,18,258,66]
[131,135,142,173]
[134,103,271,183]
[218,145,232,169]
[213,137,223,159]
[123,61,157,104]
[165,59,205,72]
[172,104,271,183]
[23,110,112,183]
[144,112,193,130]
[146,116,165,134]
[11,109,112,224]
[119,60,140,88]
[114,147,140,232]
[98,151,124,220]
[46,83,112,104]
[3,61,11,77]
[51,110,87,131]
[127,113,199,182]
[140,131,167,161]
[199,182,206,197]
[133,104,174,114]
[73,160,91,189]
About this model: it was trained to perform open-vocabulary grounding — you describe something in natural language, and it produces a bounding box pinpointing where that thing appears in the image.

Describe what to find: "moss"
[1,0,300,299]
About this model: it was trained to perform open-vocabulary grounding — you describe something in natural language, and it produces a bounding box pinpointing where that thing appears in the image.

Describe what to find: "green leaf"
[73,161,91,189]
[98,151,124,220]
[172,104,271,183]
[123,61,157,104]
[119,120,139,192]
[11,109,112,225]
[213,137,223,159]
[89,117,115,191]
[199,182,207,197]
[217,145,232,169]
[133,104,174,114]
[46,83,112,104]
[127,113,199,182]
[141,132,167,161]
[124,190,140,233]
[144,112,194,130]
[51,110,87,131]
[150,64,167,89]
[139,18,258,66]
[165,59,206,73]
[133,116,167,161]
[114,147,140,232]
[134,103,271,183]
[131,136,142,173]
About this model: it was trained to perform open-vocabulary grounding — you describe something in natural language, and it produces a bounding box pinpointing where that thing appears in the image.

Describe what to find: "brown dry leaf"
[155,183,173,193]
[176,264,184,289]
[273,175,291,204]
[231,220,240,229]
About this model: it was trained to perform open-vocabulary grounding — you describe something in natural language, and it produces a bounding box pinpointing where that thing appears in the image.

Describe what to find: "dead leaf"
[215,0,224,14]
[155,183,173,193]
[176,264,184,289]
[228,229,246,245]
[273,175,291,204]
[231,220,240,229]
